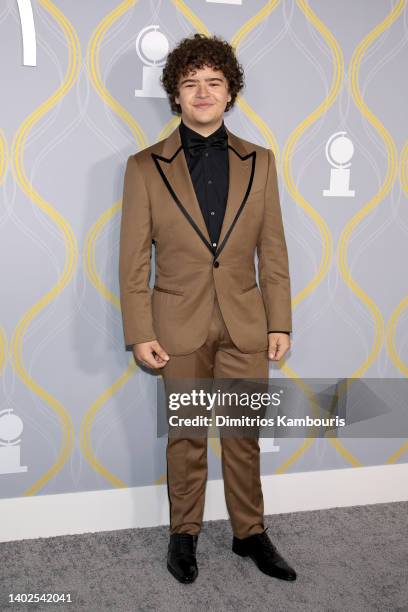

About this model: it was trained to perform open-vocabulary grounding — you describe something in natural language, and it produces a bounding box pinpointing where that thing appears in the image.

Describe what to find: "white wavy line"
[244,3,292,72]
[93,399,154,468]
[33,2,68,45]
[234,7,292,143]
[0,1,12,22]
[148,0,163,24]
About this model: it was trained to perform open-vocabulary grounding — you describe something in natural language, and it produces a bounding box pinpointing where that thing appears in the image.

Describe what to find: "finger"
[268,343,278,360]
[141,349,169,369]
[274,343,289,361]
[153,353,168,366]
[138,355,158,369]
[152,343,170,362]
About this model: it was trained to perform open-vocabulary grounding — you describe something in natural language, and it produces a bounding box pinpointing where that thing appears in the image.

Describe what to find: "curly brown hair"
[161,33,245,114]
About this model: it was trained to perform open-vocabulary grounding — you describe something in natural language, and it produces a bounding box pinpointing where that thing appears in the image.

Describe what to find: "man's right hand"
[133,340,170,369]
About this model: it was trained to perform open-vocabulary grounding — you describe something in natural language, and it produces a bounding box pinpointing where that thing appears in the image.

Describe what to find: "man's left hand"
[268,332,291,361]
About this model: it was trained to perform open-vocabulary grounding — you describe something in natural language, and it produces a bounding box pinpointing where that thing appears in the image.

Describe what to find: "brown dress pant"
[161,293,269,539]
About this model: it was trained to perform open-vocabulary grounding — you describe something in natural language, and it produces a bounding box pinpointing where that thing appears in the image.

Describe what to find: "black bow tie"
[187,131,228,156]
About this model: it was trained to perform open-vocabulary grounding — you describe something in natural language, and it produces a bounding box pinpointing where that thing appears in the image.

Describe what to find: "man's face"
[175,64,232,129]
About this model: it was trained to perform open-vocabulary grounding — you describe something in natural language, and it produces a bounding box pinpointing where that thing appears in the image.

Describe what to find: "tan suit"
[119,124,292,537]
[119,125,292,355]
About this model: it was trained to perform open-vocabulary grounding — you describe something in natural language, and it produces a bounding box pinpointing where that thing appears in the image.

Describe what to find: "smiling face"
[175,64,232,135]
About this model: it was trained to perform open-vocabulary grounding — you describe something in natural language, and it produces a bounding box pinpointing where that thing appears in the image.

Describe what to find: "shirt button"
[210,211,215,215]
[208,179,212,184]
[212,242,217,247]
[213,260,219,268]
[205,152,209,157]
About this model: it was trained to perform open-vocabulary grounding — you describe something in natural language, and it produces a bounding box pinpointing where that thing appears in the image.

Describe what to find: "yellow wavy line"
[231,0,279,50]
[386,143,408,377]
[79,363,138,488]
[385,442,408,464]
[383,142,408,463]
[401,142,408,197]
[83,201,121,308]
[284,0,338,307]
[171,0,210,33]
[10,0,81,496]
[80,0,148,486]
[0,128,8,183]
[386,298,408,378]
[86,0,147,150]
[0,327,7,375]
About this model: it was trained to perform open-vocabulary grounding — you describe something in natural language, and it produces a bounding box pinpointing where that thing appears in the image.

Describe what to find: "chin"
[192,111,221,122]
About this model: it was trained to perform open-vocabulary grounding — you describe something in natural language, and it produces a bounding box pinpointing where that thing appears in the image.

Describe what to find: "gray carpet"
[1,502,407,612]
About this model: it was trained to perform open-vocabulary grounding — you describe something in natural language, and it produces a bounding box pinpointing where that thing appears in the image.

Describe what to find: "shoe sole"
[232,547,296,581]
[167,561,198,584]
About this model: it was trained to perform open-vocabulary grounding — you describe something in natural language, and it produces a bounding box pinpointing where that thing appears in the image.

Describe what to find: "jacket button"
[213,260,219,268]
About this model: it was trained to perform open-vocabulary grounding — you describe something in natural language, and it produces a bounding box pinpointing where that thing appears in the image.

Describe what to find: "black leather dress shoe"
[232,527,296,581]
[167,533,199,583]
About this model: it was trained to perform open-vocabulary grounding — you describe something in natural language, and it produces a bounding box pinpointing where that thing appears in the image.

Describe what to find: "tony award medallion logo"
[134,25,169,98]
[0,410,27,475]
[323,132,355,197]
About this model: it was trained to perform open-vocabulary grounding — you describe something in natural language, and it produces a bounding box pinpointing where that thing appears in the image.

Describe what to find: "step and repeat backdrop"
[1,0,407,500]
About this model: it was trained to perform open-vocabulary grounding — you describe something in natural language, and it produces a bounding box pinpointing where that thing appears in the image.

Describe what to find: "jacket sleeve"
[257,149,292,333]
[119,154,156,347]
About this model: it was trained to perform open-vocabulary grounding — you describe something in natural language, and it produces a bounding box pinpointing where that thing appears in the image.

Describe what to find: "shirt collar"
[179,119,227,152]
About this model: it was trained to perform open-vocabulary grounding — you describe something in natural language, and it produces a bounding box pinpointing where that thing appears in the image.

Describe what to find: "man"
[119,33,296,584]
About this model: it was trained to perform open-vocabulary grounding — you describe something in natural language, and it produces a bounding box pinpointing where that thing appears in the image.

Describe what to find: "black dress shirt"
[179,119,229,249]
[179,119,289,337]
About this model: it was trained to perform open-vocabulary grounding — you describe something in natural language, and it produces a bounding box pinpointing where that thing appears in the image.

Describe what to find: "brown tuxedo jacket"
[119,124,292,356]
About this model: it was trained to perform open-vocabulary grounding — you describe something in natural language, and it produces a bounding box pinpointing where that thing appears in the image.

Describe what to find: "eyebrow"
[180,77,224,85]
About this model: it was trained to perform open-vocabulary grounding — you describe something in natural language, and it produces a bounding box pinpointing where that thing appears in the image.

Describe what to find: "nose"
[196,82,209,98]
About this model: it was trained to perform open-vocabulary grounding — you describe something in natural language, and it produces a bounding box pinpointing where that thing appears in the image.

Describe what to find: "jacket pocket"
[241,282,258,294]
[153,285,184,296]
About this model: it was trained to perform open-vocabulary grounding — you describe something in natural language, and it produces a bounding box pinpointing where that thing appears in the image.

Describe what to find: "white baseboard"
[1,464,407,542]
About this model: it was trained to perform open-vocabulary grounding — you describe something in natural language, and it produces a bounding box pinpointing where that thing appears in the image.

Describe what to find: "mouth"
[194,103,213,109]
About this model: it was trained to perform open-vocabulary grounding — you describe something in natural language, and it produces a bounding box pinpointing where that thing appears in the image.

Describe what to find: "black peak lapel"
[216,127,256,257]
[151,127,212,251]
[151,124,256,258]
